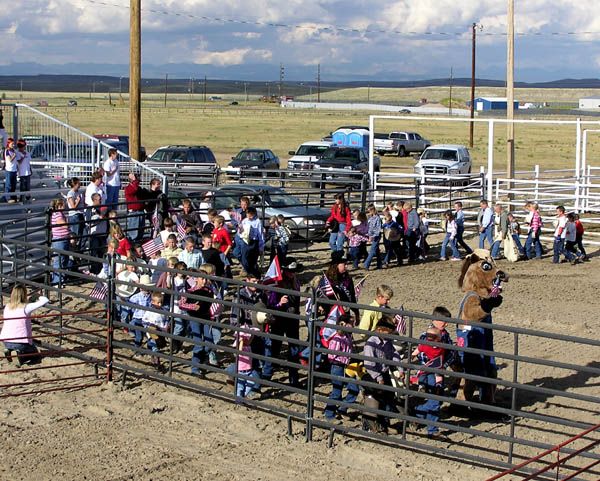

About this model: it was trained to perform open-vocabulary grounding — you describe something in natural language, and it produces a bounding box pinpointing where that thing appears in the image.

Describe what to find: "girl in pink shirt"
[1,285,49,366]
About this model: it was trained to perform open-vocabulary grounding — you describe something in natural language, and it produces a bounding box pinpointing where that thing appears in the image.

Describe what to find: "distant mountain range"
[2,69,600,94]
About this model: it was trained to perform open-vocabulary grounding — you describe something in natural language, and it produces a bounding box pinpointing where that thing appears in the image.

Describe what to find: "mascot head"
[458,249,508,297]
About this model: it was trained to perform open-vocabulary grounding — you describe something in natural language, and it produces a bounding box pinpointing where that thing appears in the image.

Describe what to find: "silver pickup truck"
[374,131,431,157]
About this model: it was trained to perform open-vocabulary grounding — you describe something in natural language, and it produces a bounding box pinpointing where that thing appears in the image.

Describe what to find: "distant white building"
[579,97,600,110]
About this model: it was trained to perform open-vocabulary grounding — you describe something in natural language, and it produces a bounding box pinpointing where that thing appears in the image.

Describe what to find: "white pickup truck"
[374,131,431,157]
[414,144,472,176]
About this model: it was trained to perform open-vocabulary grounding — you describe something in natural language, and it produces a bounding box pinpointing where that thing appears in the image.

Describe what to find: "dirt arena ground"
[1,236,599,481]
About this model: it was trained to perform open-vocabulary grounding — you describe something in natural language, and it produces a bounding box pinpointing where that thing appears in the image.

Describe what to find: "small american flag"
[176,217,187,240]
[142,236,164,257]
[210,301,223,319]
[354,275,367,299]
[90,281,108,300]
[151,209,160,231]
[394,306,407,335]
[320,274,335,297]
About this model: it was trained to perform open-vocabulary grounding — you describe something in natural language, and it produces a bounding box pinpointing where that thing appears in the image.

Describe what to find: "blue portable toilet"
[332,129,351,146]
[332,128,370,148]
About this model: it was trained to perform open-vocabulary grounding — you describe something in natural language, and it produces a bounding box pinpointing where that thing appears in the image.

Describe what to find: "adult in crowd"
[85,171,106,209]
[326,193,352,252]
[238,206,264,275]
[16,139,32,203]
[1,285,50,366]
[325,251,359,321]
[124,172,145,242]
[142,177,163,233]
[3,137,18,203]
[490,203,508,260]
[404,202,420,263]
[103,148,121,210]
[66,177,85,251]
[454,201,473,256]
[179,198,203,232]
[262,258,302,387]
[477,200,494,249]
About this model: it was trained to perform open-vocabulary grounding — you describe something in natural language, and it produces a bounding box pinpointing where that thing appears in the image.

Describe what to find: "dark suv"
[147,145,217,165]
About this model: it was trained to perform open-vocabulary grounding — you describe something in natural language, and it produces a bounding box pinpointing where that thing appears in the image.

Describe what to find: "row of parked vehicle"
[22,125,474,178]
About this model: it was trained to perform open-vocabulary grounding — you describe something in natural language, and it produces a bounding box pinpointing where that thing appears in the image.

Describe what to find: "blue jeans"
[456,225,472,255]
[19,175,31,202]
[226,364,260,397]
[414,373,442,435]
[126,211,145,242]
[68,213,85,251]
[3,341,41,364]
[119,301,132,328]
[553,237,574,263]
[525,231,542,259]
[440,233,460,259]
[478,225,493,249]
[130,317,144,346]
[239,239,259,275]
[328,223,347,251]
[51,239,70,285]
[490,240,502,259]
[325,363,359,419]
[349,245,361,268]
[512,234,525,255]
[105,185,120,211]
[4,170,17,202]
[364,235,382,269]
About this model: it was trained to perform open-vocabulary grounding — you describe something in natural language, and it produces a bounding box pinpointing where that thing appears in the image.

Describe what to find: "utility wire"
[78,0,600,39]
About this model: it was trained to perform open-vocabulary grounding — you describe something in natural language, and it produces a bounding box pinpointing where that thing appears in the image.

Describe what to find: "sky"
[2,0,600,81]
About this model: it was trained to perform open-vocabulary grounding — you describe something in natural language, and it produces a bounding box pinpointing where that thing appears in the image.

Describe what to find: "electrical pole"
[129,0,141,162]
[507,0,515,181]
[469,22,479,148]
[164,73,168,108]
[203,75,207,102]
[279,63,284,99]
[449,67,453,116]
[317,63,321,103]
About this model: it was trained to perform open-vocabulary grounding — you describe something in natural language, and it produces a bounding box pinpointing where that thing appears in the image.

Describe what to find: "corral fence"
[0,238,598,478]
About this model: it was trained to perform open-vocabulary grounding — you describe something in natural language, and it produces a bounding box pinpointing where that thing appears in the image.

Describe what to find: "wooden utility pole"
[129,0,141,162]
[203,75,207,102]
[317,63,321,103]
[469,22,478,148]
[507,0,515,180]
[163,73,168,108]
[279,63,284,99]
[449,67,453,116]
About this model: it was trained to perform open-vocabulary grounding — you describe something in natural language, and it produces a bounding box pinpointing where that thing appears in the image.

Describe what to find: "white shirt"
[524,211,533,233]
[66,189,83,215]
[4,148,17,172]
[17,151,32,177]
[85,182,105,206]
[554,215,567,238]
[103,157,121,187]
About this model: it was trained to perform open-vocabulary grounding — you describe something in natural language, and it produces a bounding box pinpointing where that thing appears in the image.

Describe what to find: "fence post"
[105,253,117,382]
[508,332,520,464]
[414,178,420,209]
[12,104,19,140]
[44,207,52,299]
[305,288,319,442]
[361,174,368,211]
[534,165,540,203]
[401,314,414,440]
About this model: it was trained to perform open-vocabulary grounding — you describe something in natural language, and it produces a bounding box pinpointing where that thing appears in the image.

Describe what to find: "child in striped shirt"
[324,313,359,420]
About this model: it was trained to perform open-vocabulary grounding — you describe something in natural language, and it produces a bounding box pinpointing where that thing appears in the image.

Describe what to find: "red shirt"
[575,220,584,236]
[327,204,352,232]
[418,343,445,361]
[212,226,232,253]
[124,180,144,211]
[117,237,132,256]
[401,209,409,230]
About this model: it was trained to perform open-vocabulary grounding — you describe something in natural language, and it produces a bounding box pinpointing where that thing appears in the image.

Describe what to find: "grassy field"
[4,89,600,173]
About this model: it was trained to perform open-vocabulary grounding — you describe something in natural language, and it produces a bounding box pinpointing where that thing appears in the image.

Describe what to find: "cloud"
[1,0,600,81]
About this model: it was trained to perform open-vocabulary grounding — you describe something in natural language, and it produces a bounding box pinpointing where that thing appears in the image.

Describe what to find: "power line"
[77,0,600,40]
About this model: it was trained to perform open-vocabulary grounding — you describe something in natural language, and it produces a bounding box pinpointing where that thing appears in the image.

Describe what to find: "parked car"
[414,144,472,176]
[23,135,67,160]
[170,184,328,240]
[314,146,380,173]
[374,131,431,157]
[68,99,78,107]
[94,134,147,161]
[224,149,280,177]
[147,145,217,166]
[287,140,333,172]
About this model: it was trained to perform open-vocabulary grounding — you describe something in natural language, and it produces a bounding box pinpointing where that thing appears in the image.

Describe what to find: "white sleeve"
[24,296,50,315]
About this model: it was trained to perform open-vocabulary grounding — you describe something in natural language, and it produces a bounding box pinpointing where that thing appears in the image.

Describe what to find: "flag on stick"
[142,236,165,257]
[394,305,408,336]
[319,273,335,297]
[262,255,282,284]
[90,281,108,300]
[354,275,368,299]
[176,217,187,240]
